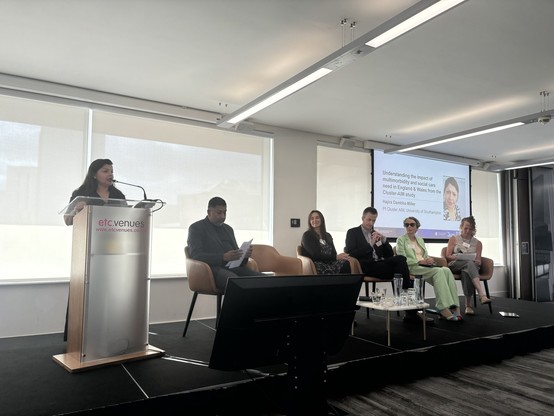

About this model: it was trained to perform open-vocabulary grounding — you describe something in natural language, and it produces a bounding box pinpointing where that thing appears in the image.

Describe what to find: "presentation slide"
[372,149,471,240]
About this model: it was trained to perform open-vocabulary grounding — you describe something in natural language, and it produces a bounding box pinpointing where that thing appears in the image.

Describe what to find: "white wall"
[0,125,508,338]
[270,125,318,257]
[0,282,68,337]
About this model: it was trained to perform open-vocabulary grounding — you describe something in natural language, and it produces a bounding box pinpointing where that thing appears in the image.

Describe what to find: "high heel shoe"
[465,306,475,315]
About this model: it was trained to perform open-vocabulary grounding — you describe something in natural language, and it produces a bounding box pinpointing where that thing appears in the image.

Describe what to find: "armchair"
[250,244,302,276]
[296,245,360,275]
[183,246,258,337]
[296,245,317,275]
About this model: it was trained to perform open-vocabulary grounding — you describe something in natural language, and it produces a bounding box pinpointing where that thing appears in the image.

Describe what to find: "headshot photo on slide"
[443,176,463,221]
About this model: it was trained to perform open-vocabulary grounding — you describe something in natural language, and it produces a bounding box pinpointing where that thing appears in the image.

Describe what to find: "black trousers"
[358,255,412,289]
[212,265,264,292]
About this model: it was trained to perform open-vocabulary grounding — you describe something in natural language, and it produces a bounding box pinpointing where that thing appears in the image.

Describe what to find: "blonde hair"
[460,216,477,235]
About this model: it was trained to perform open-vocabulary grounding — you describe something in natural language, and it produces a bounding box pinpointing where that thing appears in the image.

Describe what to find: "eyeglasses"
[404,222,417,228]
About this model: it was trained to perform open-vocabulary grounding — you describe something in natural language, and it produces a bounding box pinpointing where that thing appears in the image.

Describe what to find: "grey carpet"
[327,347,554,416]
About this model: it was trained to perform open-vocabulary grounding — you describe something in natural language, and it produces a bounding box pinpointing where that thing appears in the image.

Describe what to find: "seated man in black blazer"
[187,196,262,291]
[345,207,431,324]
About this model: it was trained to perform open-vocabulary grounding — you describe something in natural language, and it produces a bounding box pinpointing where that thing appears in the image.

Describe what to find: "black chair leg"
[63,299,69,342]
[215,294,222,328]
[183,292,199,337]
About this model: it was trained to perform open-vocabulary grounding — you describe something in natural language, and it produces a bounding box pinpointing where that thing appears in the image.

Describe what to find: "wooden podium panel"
[54,202,164,372]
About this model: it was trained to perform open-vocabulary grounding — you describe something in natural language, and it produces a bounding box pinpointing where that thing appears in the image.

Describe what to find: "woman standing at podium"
[64,158,126,226]
[63,158,126,340]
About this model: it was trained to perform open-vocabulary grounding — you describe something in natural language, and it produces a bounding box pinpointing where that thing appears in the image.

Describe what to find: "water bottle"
[414,275,424,304]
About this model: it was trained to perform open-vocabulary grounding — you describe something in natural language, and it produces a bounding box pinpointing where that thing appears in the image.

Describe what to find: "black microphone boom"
[113,179,148,200]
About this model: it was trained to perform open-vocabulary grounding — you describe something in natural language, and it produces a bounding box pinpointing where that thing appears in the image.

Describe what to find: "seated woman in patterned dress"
[300,210,351,274]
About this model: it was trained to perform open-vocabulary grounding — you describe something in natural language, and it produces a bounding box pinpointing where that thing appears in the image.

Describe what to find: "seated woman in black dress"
[301,210,351,274]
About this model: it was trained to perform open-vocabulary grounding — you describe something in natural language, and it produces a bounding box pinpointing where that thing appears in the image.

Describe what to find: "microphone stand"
[113,179,148,201]
[113,179,166,212]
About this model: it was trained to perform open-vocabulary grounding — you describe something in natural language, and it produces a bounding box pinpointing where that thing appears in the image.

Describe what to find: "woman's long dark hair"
[307,210,330,242]
[74,158,115,195]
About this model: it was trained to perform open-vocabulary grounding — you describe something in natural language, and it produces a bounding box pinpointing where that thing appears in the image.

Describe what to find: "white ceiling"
[1,0,553,170]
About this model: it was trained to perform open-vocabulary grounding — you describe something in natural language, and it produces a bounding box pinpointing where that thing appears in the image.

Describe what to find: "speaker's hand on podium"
[74,201,86,214]
[64,201,86,226]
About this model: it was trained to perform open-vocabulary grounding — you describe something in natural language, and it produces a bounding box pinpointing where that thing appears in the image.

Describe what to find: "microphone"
[113,179,148,200]
[370,227,383,245]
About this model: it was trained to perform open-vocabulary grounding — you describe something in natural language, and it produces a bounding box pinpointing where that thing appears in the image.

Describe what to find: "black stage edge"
[1,298,554,416]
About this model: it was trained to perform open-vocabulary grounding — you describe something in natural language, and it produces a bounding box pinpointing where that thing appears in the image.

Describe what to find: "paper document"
[456,253,476,261]
[499,311,520,318]
[226,239,253,269]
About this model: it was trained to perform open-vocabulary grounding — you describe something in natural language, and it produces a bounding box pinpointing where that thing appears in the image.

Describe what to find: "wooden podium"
[53,198,164,372]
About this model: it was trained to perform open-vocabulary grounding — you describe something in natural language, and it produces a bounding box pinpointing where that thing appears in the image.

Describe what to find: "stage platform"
[1,297,554,416]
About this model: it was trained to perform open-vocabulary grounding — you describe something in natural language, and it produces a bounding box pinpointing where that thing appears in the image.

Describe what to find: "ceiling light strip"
[226,68,332,125]
[366,0,466,48]
[397,121,525,153]
[504,161,554,171]
[386,109,554,155]
[218,0,466,128]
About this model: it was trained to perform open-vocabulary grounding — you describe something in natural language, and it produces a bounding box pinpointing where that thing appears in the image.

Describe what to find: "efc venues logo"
[96,218,146,233]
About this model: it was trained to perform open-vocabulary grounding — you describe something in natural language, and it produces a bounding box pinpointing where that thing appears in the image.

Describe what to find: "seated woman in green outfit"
[395,216,462,322]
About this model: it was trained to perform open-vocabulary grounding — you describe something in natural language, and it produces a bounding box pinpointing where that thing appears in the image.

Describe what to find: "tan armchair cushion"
[296,246,317,275]
[432,256,447,267]
[251,244,302,275]
[184,246,258,294]
[184,247,221,295]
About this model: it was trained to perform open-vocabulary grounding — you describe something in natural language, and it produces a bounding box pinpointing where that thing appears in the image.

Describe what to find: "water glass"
[383,297,394,307]
[393,274,402,303]
[407,288,416,305]
[400,290,409,306]
[414,276,425,304]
